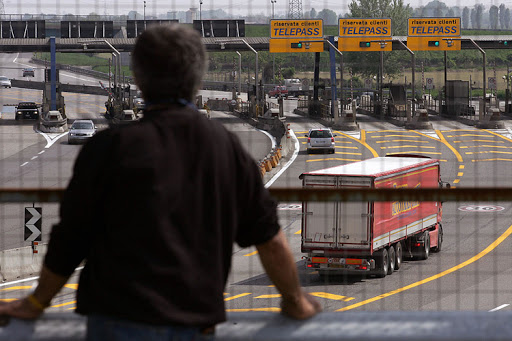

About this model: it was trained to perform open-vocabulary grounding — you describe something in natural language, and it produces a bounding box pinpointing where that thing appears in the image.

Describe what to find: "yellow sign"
[269,38,324,53]
[339,18,391,37]
[408,18,460,37]
[337,37,392,52]
[406,37,461,51]
[270,19,323,39]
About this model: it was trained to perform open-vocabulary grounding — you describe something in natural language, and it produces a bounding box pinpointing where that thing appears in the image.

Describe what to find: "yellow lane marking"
[436,130,463,162]
[335,146,359,149]
[449,134,494,137]
[334,152,362,155]
[386,151,441,155]
[332,131,378,157]
[460,145,510,149]
[244,251,258,257]
[352,130,378,157]
[412,130,443,142]
[457,172,464,176]
[267,285,275,287]
[294,229,301,235]
[370,135,417,138]
[337,141,354,144]
[454,139,502,143]
[483,129,512,143]
[306,158,360,163]
[255,294,282,298]
[227,308,281,312]
[310,292,355,302]
[376,139,431,144]
[0,286,32,291]
[472,158,512,162]
[367,130,404,133]
[466,151,512,155]
[459,165,465,169]
[297,136,307,139]
[296,131,308,134]
[67,307,76,310]
[380,145,436,149]
[51,301,76,308]
[337,223,512,312]
[453,179,460,184]
[0,299,16,302]
[224,293,251,301]
[64,284,78,290]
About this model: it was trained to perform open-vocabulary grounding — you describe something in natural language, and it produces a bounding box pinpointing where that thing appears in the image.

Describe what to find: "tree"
[505,8,511,29]
[462,7,469,29]
[446,8,454,17]
[316,9,338,25]
[499,4,506,29]
[490,5,499,29]
[310,8,317,18]
[470,8,476,29]
[475,4,484,29]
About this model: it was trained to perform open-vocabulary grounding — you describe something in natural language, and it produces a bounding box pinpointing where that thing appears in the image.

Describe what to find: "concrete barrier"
[0,244,47,281]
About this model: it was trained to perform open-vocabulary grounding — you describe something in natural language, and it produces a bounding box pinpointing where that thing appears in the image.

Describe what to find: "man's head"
[132,24,207,103]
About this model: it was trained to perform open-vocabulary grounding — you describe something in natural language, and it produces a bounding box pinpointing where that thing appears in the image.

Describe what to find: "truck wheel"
[306,148,311,154]
[374,248,388,278]
[418,231,430,260]
[394,242,402,270]
[387,246,395,275]
[432,225,443,253]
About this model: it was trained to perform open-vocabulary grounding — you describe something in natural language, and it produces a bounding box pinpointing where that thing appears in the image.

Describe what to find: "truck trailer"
[299,156,448,278]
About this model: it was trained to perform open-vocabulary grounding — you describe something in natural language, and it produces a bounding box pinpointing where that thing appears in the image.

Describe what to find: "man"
[0,24,321,339]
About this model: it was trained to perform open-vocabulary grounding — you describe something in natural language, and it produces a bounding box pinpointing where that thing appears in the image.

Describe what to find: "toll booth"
[443,80,473,117]
[386,84,407,118]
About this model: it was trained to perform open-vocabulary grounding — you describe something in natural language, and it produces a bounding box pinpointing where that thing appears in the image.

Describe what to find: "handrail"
[2,188,512,203]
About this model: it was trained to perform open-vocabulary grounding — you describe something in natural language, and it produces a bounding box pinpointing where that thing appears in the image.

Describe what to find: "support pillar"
[50,36,56,111]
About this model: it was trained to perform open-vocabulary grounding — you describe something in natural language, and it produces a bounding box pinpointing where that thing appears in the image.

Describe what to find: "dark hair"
[132,24,207,103]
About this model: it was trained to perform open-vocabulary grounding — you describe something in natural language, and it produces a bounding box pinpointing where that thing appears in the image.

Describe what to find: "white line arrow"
[25,208,42,242]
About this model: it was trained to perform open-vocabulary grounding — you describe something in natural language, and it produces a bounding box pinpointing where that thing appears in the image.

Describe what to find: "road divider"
[0,244,47,282]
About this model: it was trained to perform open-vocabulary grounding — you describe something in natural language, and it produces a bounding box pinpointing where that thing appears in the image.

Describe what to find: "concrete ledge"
[0,245,47,282]
[2,311,512,341]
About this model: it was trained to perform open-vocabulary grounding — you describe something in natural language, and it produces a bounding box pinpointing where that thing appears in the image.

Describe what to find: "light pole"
[200,0,203,21]
[143,1,146,21]
[271,0,276,18]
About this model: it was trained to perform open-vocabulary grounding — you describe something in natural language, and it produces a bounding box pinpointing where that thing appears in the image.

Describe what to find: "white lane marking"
[265,129,300,188]
[38,150,45,155]
[13,53,33,68]
[20,162,29,167]
[489,304,510,312]
[0,266,85,288]
[31,156,38,160]
[37,130,69,148]
[258,128,276,150]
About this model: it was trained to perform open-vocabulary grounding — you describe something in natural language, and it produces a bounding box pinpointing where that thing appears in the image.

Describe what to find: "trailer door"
[336,177,372,249]
[302,175,337,249]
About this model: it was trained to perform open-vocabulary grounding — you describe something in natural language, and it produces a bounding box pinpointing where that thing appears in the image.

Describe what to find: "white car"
[0,76,11,88]
[68,120,96,144]
[305,128,336,154]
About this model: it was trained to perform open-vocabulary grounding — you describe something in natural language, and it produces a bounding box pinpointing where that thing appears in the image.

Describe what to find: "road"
[1,69,512,315]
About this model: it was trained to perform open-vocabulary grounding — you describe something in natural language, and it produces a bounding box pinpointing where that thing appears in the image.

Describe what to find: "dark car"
[22,68,35,77]
[15,102,40,120]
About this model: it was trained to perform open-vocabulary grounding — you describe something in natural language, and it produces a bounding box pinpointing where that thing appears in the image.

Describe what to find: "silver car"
[0,76,11,88]
[306,128,336,154]
[68,120,96,144]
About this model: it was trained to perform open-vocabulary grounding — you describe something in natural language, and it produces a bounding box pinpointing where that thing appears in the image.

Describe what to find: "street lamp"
[143,1,146,21]
[271,0,276,18]
[200,0,203,21]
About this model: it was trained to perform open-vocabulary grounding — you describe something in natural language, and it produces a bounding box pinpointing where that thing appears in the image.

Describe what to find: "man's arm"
[0,266,69,320]
[256,230,322,320]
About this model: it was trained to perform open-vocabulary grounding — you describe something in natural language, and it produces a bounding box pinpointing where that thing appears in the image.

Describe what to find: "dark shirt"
[44,106,280,326]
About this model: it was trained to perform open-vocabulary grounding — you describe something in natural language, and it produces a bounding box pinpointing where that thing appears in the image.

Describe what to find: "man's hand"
[281,290,322,320]
[0,297,44,321]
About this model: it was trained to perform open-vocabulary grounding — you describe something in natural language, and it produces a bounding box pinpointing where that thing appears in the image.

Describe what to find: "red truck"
[268,86,288,98]
[299,156,448,278]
